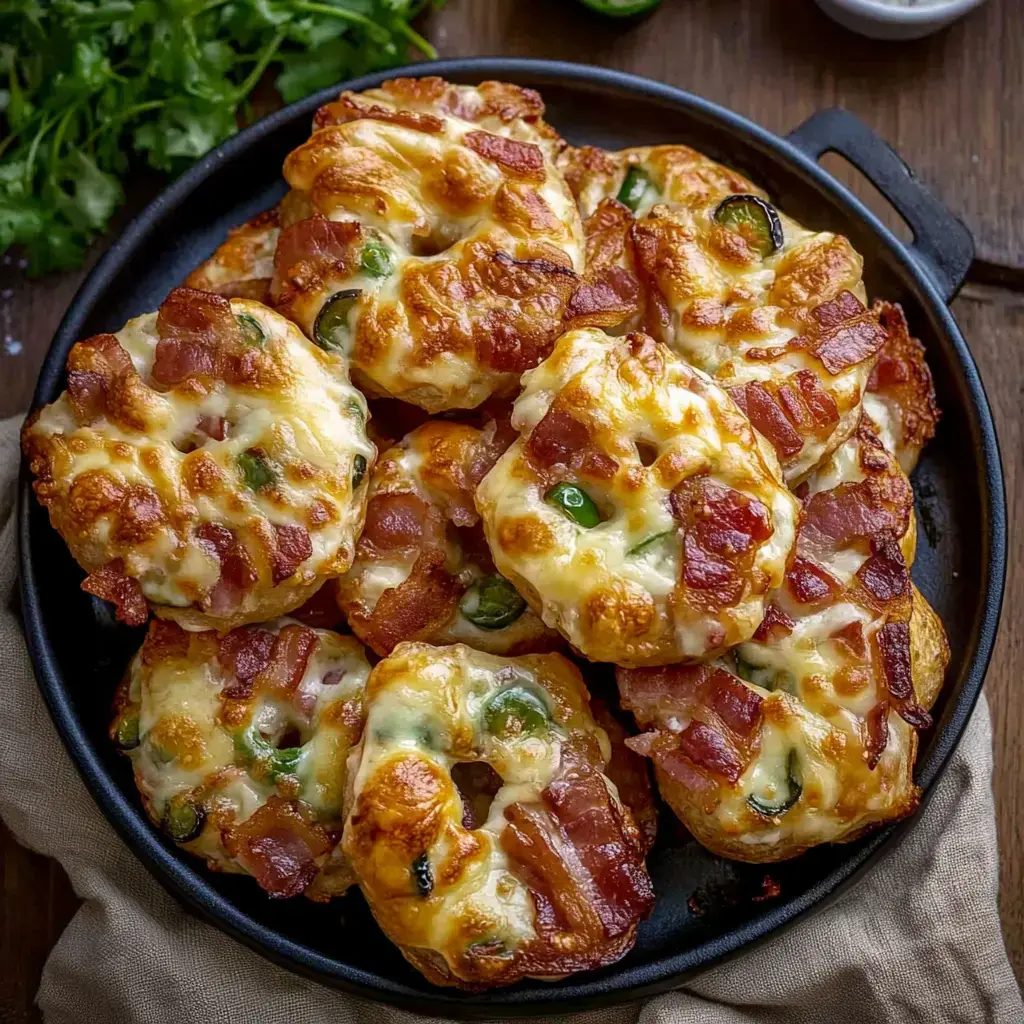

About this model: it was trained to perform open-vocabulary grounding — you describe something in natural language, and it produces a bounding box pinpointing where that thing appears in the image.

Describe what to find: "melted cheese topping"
[477,328,800,665]
[24,300,374,629]
[116,621,370,892]
[279,107,584,412]
[344,643,618,986]
[561,144,877,482]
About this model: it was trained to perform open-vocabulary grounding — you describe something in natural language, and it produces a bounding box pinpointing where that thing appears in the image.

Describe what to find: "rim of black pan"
[17,58,1007,1016]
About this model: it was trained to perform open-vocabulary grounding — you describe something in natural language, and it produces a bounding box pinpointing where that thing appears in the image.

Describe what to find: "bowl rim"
[17,56,1007,1017]
[820,0,989,23]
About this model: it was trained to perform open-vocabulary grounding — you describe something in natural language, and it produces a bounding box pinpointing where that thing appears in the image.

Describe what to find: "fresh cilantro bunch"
[0,0,442,274]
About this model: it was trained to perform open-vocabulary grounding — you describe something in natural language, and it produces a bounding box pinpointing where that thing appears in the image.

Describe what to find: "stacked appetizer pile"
[22,76,948,990]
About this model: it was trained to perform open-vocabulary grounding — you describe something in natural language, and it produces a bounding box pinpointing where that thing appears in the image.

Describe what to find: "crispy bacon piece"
[464,131,545,180]
[313,94,443,133]
[217,626,275,696]
[153,287,239,386]
[731,381,804,461]
[776,370,840,439]
[678,721,746,784]
[672,477,772,608]
[359,493,428,552]
[856,534,910,604]
[354,549,463,655]
[256,624,319,695]
[271,524,313,584]
[141,618,190,664]
[865,700,890,769]
[831,620,867,659]
[526,405,618,480]
[196,415,227,441]
[808,291,887,374]
[875,620,933,730]
[801,478,907,551]
[195,523,258,616]
[753,601,795,643]
[271,216,361,305]
[787,555,842,605]
[228,797,332,898]
[66,333,135,423]
[81,559,148,626]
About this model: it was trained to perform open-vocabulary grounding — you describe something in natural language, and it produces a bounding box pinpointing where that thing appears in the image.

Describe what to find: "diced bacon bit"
[526,406,618,480]
[855,532,910,605]
[776,370,840,440]
[730,381,804,461]
[66,333,135,423]
[678,721,746,784]
[652,747,720,794]
[358,492,429,553]
[464,131,545,180]
[753,602,795,643]
[543,766,655,933]
[801,479,907,551]
[831,620,867,659]
[875,620,932,729]
[672,477,772,607]
[153,287,240,386]
[354,548,463,655]
[786,555,842,605]
[271,216,361,301]
[271,523,313,584]
[807,291,887,374]
[141,618,191,665]
[590,700,658,854]
[617,663,707,722]
[704,669,764,737]
[196,415,226,441]
[289,582,343,630]
[195,522,258,616]
[256,624,319,695]
[228,797,332,898]
[81,559,148,626]
[217,626,275,697]
[565,268,640,331]
[865,700,889,769]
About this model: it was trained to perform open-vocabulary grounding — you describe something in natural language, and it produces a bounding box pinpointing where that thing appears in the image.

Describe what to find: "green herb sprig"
[0,0,442,274]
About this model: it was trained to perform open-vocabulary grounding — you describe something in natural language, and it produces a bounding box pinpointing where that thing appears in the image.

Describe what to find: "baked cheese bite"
[476,328,800,666]
[617,421,949,862]
[559,144,888,482]
[343,643,655,988]
[863,301,940,473]
[111,618,370,900]
[274,88,583,412]
[22,287,374,630]
[337,419,559,656]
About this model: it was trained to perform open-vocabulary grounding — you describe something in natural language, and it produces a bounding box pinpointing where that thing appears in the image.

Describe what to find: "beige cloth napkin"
[0,414,1020,1024]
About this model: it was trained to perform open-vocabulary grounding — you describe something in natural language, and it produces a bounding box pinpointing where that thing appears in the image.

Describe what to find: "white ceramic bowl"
[814,0,989,39]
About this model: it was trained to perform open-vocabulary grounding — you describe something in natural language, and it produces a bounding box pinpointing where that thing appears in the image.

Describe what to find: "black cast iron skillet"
[18,58,1006,1016]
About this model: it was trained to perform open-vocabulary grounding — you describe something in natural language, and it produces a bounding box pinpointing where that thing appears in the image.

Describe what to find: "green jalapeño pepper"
[234,726,303,782]
[237,448,275,492]
[459,575,527,631]
[545,482,601,527]
[235,312,265,346]
[616,165,656,212]
[360,240,395,278]
[351,453,368,490]
[748,749,802,817]
[314,289,361,353]
[714,194,784,258]
[484,685,550,739]
[162,794,206,843]
[113,710,140,750]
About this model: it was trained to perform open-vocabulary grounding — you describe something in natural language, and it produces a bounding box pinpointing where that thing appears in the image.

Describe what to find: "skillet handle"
[785,108,974,303]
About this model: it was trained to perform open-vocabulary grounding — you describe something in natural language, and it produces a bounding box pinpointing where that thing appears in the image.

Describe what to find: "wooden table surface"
[2,0,1021,1018]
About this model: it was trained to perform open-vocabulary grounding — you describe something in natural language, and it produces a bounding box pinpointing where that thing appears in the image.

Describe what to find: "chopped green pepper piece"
[544,482,601,528]
[468,938,513,958]
[411,852,433,897]
[360,240,395,278]
[234,727,303,781]
[748,749,802,817]
[459,575,526,631]
[314,289,361,353]
[484,685,550,739]
[237,448,275,492]
[113,710,140,751]
[616,165,656,213]
[627,529,675,557]
[714,194,784,258]
[235,312,265,346]
[352,453,368,490]
[162,795,205,843]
